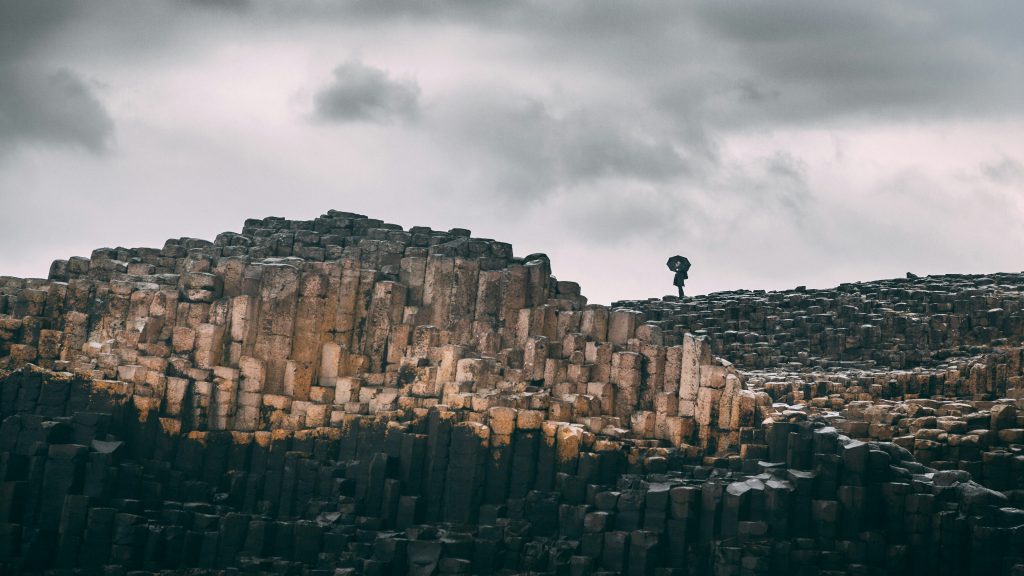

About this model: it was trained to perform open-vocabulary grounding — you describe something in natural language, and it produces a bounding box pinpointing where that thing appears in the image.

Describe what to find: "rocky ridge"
[0,210,1021,575]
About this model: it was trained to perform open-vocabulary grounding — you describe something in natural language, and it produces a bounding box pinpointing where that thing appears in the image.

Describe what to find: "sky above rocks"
[1,0,1023,304]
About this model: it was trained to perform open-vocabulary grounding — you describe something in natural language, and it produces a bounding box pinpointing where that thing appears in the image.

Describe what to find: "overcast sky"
[2,1,1023,304]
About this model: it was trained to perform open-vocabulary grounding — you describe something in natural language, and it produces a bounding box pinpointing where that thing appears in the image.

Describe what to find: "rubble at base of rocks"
[0,210,1021,575]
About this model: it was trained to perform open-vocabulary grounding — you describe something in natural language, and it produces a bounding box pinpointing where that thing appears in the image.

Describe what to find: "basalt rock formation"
[0,210,1021,575]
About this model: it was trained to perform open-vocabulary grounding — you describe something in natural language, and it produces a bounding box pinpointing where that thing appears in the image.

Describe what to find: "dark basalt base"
[1,368,1021,576]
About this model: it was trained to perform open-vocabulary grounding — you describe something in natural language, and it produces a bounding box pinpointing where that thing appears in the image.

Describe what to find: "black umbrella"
[666,255,690,272]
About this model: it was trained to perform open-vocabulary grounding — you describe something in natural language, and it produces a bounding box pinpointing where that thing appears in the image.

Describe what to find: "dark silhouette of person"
[667,256,690,298]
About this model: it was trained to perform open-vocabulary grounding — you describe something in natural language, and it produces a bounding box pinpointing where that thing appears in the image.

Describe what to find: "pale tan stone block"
[488,406,518,435]
[437,345,464,383]
[284,360,314,400]
[194,323,225,369]
[165,377,189,417]
[664,345,682,395]
[516,409,545,430]
[172,326,196,354]
[456,357,495,388]
[475,269,503,324]
[630,410,656,438]
[320,342,341,386]
[696,386,723,428]
[580,306,609,341]
[469,393,491,412]
[555,424,583,468]
[608,308,642,345]
[229,295,253,342]
[655,392,679,416]
[262,393,292,410]
[309,385,334,404]
[370,388,399,412]
[523,336,548,382]
[680,333,710,402]
[305,403,328,427]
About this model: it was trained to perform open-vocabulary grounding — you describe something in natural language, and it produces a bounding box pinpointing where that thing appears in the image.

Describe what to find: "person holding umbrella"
[667,255,690,298]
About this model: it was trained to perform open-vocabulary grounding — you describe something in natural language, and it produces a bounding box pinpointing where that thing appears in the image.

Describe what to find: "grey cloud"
[184,0,250,10]
[764,153,804,183]
[758,153,810,220]
[682,1,1024,126]
[9,0,1021,156]
[558,114,687,183]
[562,187,692,246]
[982,157,1024,185]
[733,81,780,105]
[694,151,813,236]
[252,1,520,26]
[0,1,114,155]
[301,2,1024,124]
[0,67,115,154]
[0,1,78,58]
[433,93,690,201]
[219,1,1023,127]
[313,61,420,124]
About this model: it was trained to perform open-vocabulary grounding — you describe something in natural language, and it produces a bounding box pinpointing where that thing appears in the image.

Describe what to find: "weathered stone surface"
[0,211,1021,575]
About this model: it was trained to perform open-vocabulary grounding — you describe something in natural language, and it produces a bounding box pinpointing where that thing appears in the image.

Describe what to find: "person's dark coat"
[673,269,687,288]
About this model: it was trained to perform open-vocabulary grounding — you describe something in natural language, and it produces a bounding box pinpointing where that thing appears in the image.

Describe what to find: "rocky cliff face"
[1,210,757,454]
[0,211,1021,575]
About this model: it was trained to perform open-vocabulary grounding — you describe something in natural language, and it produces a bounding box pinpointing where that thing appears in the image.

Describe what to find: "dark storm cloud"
[0,67,115,154]
[0,1,114,155]
[295,2,1019,129]
[313,61,420,124]
[680,1,1024,125]
[293,1,1024,124]
[0,1,75,58]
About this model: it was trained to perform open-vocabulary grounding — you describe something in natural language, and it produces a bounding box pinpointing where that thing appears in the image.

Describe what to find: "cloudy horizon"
[2,0,1023,304]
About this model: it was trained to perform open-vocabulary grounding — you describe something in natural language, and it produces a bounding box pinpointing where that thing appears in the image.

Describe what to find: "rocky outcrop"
[0,210,1021,575]
[0,211,756,454]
